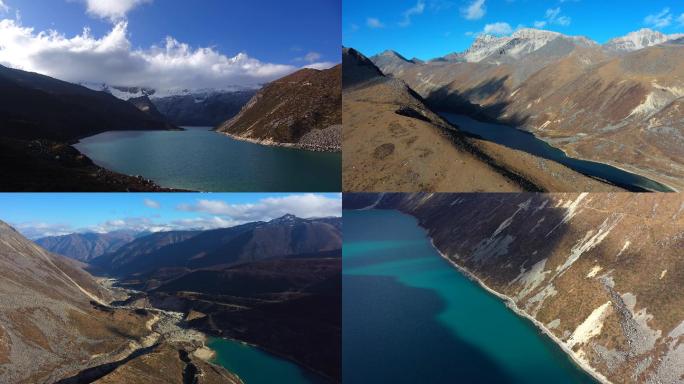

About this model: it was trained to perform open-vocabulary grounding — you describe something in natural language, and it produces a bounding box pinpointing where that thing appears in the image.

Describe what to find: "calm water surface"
[343,209,598,384]
[208,338,327,384]
[75,128,341,192]
[442,113,673,192]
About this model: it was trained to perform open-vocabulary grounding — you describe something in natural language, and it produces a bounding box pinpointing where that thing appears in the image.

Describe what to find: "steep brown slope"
[0,221,152,383]
[343,47,621,192]
[345,193,684,384]
[216,66,342,152]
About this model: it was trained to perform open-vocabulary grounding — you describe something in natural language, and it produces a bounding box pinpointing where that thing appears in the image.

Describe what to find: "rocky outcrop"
[215,66,342,152]
[345,193,684,384]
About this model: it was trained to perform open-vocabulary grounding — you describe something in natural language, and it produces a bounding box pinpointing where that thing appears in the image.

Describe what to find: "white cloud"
[645,8,672,28]
[0,1,9,13]
[678,13,684,26]
[295,51,322,63]
[545,7,561,20]
[399,0,426,27]
[177,194,342,222]
[80,0,151,22]
[14,194,341,239]
[533,20,547,28]
[144,199,160,209]
[303,61,337,70]
[484,22,512,35]
[0,19,300,92]
[366,17,384,29]
[12,222,74,239]
[462,0,486,20]
[544,7,571,27]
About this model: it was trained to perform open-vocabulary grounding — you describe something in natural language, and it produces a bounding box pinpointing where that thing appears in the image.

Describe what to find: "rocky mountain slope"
[371,28,684,190]
[216,66,342,152]
[344,193,684,384]
[343,47,621,192]
[35,231,139,262]
[128,96,168,122]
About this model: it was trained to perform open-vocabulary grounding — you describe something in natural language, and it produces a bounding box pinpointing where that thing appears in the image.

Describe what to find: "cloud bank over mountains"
[0,1,335,92]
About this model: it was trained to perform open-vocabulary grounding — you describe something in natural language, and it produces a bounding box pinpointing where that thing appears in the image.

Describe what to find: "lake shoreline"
[419,233,612,384]
[215,131,341,153]
[440,112,677,192]
[208,335,333,383]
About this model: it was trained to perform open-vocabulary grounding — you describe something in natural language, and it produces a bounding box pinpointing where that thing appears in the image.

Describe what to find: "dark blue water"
[208,338,327,384]
[343,209,598,384]
[74,128,341,192]
[441,113,673,192]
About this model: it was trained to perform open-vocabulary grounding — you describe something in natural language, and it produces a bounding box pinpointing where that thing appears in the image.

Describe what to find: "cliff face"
[344,193,684,384]
[216,66,342,152]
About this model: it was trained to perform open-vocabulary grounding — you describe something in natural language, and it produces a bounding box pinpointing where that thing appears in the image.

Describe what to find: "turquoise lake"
[442,113,673,192]
[208,338,327,384]
[74,128,341,192]
[343,209,598,384]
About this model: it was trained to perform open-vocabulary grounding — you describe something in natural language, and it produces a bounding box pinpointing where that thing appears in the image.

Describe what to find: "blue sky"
[343,0,684,60]
[0,0,340,90]
[0,193,342,239]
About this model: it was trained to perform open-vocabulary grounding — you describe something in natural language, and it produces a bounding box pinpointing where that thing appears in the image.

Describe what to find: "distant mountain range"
[216,66,342,152]
[365,28,684,190]
[344,192,684,384]
[35,230,141,262]
[90,215,342,279]
[151,90,257,127]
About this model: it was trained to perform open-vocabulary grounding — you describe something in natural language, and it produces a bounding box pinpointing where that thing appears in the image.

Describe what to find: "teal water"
[74,128,341,192]
[208,337,327,384]
[442,113,674,192]
[343,209,598,384]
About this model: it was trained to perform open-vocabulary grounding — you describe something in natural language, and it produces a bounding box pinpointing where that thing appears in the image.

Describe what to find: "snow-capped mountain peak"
[80,82,260,100]
[462,29,565,62]
[604,28,684,52]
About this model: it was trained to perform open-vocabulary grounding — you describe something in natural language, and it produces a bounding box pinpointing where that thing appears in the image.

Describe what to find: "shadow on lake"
[344,274,514,384]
